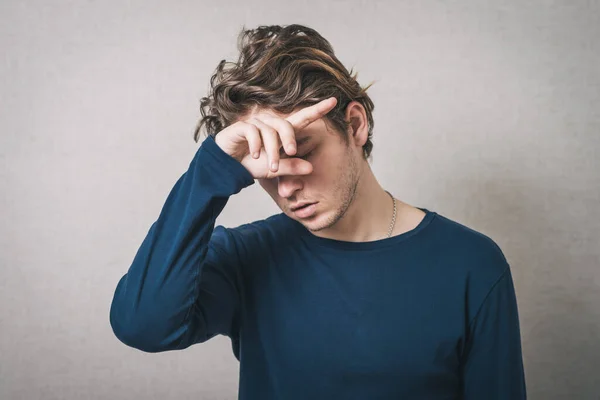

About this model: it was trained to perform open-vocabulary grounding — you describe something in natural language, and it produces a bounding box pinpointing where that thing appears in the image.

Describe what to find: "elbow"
[109,305,161,353]
[109,296,175,353]
[108,274,172,353]
[109,297,200,353]
[110,310,180,353]
[108,274,203,353]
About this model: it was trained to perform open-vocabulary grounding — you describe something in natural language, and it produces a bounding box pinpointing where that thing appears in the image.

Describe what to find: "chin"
[294,209,337,233]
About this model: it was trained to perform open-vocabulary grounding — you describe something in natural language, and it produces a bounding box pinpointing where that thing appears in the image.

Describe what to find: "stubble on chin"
[305,172,359,233]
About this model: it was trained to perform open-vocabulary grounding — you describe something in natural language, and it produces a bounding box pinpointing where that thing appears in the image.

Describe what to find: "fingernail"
[287,144,296,153]
[253,152,259,159]
[271,161,278,171]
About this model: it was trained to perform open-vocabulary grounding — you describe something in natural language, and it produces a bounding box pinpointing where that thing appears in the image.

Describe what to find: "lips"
[292,202,318,219]
[290,202,316,211]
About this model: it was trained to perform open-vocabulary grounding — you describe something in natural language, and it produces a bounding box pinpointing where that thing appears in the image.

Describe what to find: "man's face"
[246,107,362,233]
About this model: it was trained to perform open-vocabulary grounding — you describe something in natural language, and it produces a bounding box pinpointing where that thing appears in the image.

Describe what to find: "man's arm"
[109,98,337,353]
[109,135,255,353]
[460,265,527,398]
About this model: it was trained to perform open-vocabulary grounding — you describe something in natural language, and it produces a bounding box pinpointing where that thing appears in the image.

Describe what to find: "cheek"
[310,156,339,181]
[258,178,277,194]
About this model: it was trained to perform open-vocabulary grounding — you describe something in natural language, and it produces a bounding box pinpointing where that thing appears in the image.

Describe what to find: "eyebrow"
[279,136,312,156]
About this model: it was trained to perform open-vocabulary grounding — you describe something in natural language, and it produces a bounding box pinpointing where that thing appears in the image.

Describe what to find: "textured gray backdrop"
[1,1,599,399]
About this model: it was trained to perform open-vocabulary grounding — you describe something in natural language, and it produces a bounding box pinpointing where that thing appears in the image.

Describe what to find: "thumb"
[269,158,313,177]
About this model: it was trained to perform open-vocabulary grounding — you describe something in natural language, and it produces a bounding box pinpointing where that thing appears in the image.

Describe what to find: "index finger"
[285,97,338,131]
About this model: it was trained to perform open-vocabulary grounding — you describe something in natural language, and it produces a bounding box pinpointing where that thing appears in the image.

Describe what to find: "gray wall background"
[2,1,599,399]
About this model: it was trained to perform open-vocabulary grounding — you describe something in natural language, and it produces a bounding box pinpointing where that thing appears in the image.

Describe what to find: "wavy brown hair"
[193,24,376,159]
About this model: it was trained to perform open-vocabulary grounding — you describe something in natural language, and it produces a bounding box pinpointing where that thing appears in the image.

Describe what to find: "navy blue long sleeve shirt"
[109,134,527,399]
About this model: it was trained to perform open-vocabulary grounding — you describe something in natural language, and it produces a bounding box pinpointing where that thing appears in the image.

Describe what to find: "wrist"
[214,134,243,163]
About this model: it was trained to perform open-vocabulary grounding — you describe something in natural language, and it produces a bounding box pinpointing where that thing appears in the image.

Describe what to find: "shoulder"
[429,211,510,289]
[427,211,516,325]
[224,212,295,241]
[216,212,298,257]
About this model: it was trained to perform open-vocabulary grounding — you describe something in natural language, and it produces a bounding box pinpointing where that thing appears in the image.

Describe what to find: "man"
[110,24,527,399]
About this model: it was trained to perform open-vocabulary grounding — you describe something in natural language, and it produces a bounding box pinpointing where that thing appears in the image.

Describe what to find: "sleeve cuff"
[198,134,255,189]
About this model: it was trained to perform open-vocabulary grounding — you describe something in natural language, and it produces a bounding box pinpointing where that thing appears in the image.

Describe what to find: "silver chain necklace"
[385,190,397,238]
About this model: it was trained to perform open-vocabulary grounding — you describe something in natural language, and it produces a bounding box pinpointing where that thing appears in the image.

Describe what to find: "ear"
[345,101,368,148]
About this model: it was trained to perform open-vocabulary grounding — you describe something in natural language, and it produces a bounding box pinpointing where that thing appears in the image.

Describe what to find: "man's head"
[194,24,376,232]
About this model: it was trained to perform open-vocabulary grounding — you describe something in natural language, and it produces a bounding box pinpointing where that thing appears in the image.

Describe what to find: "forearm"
[109,135,254,352]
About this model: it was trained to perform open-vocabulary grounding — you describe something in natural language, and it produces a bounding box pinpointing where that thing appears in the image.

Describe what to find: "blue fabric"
[110,134,527,399]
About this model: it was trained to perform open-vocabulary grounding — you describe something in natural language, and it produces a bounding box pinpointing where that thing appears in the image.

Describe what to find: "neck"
[314,164,397,242]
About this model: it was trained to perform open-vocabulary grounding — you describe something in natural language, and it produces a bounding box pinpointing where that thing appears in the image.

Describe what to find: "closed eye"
[298,151,313,160]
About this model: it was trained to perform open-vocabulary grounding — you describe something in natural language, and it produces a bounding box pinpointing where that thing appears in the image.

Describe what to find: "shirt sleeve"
[460,265,528,399]
[109,134,255,353]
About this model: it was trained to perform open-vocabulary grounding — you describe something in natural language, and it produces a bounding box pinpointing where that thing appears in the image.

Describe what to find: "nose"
[277,175,304,199]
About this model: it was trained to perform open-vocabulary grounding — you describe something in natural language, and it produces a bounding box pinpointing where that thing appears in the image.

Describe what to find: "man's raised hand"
[214,97,337,179]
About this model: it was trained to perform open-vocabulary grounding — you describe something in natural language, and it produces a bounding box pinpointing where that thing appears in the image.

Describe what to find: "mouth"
[290,202,317,212]
[290,202,318,219]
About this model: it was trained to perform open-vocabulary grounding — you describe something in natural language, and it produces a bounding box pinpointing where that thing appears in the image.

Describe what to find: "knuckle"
[249,124,260,134]
[242,121,259,134]
[281,119,293,130]
[264,126,277,137]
